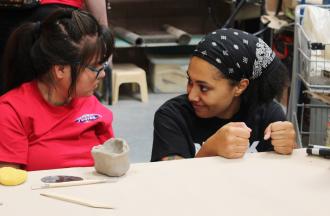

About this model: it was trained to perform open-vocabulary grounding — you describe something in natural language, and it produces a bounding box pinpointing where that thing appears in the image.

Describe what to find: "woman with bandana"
[151,28,296,161]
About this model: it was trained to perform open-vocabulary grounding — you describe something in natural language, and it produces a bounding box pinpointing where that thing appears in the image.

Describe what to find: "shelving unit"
[288,4,330,147]
[115,35,204,48]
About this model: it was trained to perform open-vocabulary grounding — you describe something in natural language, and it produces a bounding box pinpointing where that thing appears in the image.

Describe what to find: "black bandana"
[193,28,277,81]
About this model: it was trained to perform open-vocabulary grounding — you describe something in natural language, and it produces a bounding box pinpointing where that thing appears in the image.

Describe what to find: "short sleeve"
[151,109,194,161]
[0,103,28,165]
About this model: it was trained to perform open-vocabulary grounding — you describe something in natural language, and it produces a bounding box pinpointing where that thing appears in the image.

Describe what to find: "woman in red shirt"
[0,9,115,170]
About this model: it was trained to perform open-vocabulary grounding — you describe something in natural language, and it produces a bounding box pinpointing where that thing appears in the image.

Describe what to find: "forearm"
[195,137,218,158]
[161,155,184,161]
[195,147,214,158]
[84,0,108,26]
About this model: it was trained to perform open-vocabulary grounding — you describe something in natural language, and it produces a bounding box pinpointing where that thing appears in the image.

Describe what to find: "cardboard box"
[284,0,297,9]
[148,55,190,93]
[265,0,297,14]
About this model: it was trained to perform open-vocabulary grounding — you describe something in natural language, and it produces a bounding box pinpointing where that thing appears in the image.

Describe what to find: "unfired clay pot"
[91,138,130,177]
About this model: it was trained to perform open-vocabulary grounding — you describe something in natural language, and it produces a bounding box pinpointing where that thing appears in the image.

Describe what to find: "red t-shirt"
[40,0,83,9]
[0,81,114,171]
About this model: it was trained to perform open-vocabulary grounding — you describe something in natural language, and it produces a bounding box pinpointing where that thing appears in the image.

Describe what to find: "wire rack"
[288,4,330,148]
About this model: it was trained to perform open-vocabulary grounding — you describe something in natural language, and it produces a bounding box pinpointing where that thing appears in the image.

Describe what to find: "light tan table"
[1,149,330,216]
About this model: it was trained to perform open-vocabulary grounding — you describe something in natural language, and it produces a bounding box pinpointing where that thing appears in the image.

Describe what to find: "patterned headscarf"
[193,28,278,81]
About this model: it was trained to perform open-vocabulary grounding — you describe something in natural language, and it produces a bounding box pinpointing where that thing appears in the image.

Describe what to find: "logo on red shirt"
[75,114,102,123]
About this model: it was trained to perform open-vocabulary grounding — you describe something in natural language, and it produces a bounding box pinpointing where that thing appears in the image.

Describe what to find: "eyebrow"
[186,71,210,85]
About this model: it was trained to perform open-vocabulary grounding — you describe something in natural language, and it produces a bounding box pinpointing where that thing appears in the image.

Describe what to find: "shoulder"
[157,94,193,115]
[0,83,34,123]
[154,94,195,126]
[155,94,196,123]
[0,82,36,108]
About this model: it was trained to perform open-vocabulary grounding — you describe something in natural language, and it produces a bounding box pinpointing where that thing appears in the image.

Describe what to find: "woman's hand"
[264,121,296,155]
[197,122,251,159]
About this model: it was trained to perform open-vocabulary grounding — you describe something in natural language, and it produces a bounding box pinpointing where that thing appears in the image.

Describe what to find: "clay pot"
[91,138,130,177]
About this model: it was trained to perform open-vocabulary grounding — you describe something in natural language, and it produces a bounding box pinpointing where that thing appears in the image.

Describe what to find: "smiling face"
[187,57,246,119]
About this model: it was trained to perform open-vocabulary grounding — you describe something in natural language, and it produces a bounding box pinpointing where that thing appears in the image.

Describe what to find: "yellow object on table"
[0,167,27,186]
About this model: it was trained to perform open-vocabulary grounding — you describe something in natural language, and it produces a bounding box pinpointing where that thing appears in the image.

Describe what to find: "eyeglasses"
[86,61,109,78]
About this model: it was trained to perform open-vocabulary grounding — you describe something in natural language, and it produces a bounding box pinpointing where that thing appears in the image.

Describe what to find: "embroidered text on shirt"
[75,114,102,123]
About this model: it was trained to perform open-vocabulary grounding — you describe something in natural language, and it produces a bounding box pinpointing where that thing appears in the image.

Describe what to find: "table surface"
[1,149,330,216]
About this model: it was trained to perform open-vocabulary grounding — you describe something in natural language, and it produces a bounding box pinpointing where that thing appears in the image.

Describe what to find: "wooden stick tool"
[40,192,114,209]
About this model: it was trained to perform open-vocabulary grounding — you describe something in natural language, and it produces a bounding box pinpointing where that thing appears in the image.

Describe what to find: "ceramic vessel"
[91,138,130,177]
